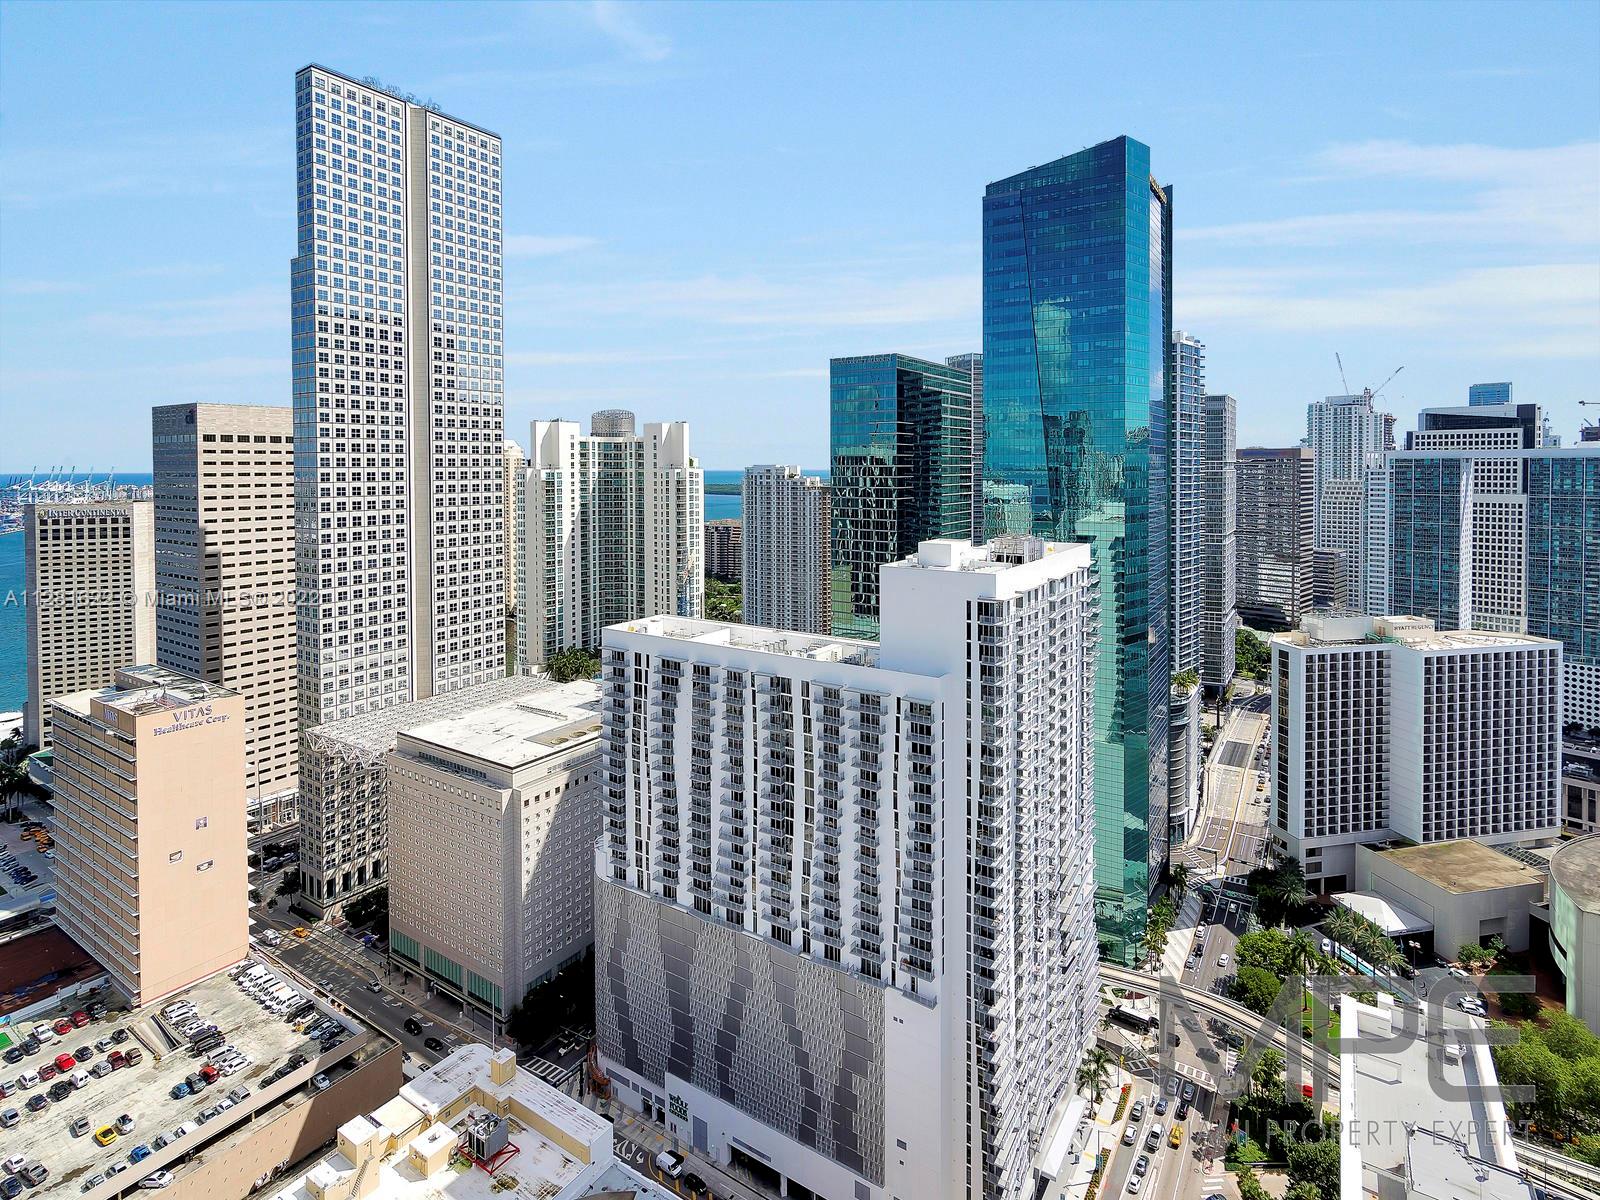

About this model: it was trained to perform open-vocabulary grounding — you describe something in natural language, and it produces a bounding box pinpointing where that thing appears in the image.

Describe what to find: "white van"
[70,1070,89,1090]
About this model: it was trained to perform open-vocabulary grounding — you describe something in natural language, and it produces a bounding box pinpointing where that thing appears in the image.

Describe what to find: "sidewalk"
[1159,887,1204,978]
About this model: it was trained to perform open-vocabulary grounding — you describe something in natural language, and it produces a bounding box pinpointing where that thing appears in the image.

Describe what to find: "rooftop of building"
[1276,612,1557,653]
[1340,994,1522,1188]
[10,966,381,1200]
[612,615,880,667]
[268,1044,674,1200]
[892,535,1080,575]
[1550,835,1600,914]
[397,681,602,771]
[1374,840,1547,894]
[306,676,565,757]
[54,664,237,721]
[1403,1129,1531,1200]
[299,63,500,139]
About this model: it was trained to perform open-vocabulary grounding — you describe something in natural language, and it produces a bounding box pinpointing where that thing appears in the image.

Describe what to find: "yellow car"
[292,927,311,939]
[94,1126,119,1147]
[1169,1126,1184,1149]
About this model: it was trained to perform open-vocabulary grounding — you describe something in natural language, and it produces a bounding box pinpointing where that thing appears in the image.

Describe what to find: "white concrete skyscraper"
[1308,393,1391,609]
[1168,332,1205,677]
[1201,393,1239,688]
[291,65,505,913]
[519,413,703,667]
[292,64,504,731]
[594,537,1099,1200]
[740,464,830,634]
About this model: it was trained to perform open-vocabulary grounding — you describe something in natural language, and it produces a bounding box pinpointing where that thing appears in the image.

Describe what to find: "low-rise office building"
[51,665,248,1006]
[1269,612,1561,891]
[387,682,602,1022]
[1562,729,1600,835]
[266,1043,674,1200]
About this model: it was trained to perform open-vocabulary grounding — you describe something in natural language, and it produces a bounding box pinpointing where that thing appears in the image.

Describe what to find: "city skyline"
[3,1,1598,472]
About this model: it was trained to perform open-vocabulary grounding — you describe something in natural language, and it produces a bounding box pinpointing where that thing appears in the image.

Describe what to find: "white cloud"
[587,0,672,63]
[504,234,600,257]
[1180,263,1599,356]
[1183,140,1600,248]
[2,280,86,296]
[511,270,978,330]
[81,286,280,339]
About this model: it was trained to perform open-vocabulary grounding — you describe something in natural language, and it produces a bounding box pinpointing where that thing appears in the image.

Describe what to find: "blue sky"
[1,0,1596,471]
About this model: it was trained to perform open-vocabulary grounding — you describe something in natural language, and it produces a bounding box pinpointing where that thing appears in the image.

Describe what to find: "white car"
[1127,1178,1142,1194]
[139,1171,174,1190]
[1320,937,1331,954]
[1448,967,1471,980]
[311,1073,331,1092]
[1217,954,1230,969]
[3,1155,27,1176]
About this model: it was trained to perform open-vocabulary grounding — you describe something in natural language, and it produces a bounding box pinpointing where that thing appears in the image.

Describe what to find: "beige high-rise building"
[24,501,155,750]
[52,664,249,1005]
[153,404,298,827]
[387,680,601,1020]
[503,438,526,675]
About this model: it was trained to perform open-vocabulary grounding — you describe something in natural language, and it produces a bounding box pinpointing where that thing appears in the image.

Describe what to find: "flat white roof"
[1333,891,1433,936]
[399,681,602,770]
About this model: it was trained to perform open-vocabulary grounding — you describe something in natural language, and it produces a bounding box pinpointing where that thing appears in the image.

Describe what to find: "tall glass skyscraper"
[981,136,1171,961]
[829,353,973,640]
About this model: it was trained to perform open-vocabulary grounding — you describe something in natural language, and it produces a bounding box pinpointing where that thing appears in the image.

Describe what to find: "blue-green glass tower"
[982,136,1171,963]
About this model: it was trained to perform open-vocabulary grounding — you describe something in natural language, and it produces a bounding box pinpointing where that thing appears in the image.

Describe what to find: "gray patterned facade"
[595,877,886,1181]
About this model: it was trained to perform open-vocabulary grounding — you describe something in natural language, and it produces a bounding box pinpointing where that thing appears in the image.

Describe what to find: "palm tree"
[1250,1047,1285,1097]
[1076,1046,1115,1104]
[1170,862,1192,907]
[1284,931,1321,1014]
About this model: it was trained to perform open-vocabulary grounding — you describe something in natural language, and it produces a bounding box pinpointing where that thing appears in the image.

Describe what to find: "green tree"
[1285,1138,1341,1200]
[704,578,742,622]
[546,647,600,683]
[1235,1166,1271,1200]
[1285,1183,1323,1200]
[1076,1046,1115,1103]
[1235,929,1292,977]
[1494,1036,1571,1132]
[1251,1047,1286,1097]
[1457,942,1494,970]
[1172,669,1200,693]
[345,886,388,931]
[1284,931,1323,1013]
[1235,629,1271,680]
[1170,862,1192,906]
[1537,1010,1600,1062]
[1230,967,1284,1016]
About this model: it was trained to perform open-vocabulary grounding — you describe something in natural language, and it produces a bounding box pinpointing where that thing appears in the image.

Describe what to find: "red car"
[198,1064,219,1083]
[108,1050,126,1070]
[71,1011,89,1028]
[53,1019,73,1036]
[54,1053,76,1072]
[38,1063,57,1081]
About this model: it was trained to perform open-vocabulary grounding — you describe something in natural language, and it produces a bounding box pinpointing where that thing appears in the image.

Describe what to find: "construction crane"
[1370,365,1404,401]
[1333,355,1404,403]
[1336,353,1351,396]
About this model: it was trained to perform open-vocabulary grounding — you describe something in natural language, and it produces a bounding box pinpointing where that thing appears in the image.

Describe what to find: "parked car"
[139,1171,173,1190]
[70,1117,92,1138]
[0,1156,24,1177]
[90,1062,114,1079]
[0,1110,17,1130]
[1,1050,20,1067]
[24,1095,47,1114]
[311,1074,331,1092]
[116,1113,136,1134]
[128,1144,151,1165]
[654,1150,685,1180]
[70,1011,89,1028]
[111,1028,130,1044]
[94,1126,120,1146]
[423,1037,446,1053]
[170,1082,191,1100]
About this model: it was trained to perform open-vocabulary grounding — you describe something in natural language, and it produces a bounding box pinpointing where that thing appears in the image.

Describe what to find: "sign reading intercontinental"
[152,703,230,737]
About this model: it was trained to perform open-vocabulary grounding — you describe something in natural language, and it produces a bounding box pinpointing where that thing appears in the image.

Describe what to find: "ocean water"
[703,468,827,522]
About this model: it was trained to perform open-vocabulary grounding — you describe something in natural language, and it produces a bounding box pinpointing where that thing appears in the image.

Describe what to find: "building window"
[197,860,214,873]
[169,851,183,864]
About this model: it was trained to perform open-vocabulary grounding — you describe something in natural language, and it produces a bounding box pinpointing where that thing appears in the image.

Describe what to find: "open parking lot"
[3,969,350,1197]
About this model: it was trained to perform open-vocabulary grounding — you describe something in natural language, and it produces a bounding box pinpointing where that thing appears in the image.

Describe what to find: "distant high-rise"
[1169,332,1205,677]
[741,465,830,634]
[1201,394,1239,687]
[946,352,984,539]
[503,437,525,608]
[981,136,1171,960]
[292,63,505,735]
[519,414,703,667]
[1469,382,1513,407]
[1369,444,1599,730]
[152,403,298,826]
[1308,393,1390,612]
[24,500,155,749]
[703,518,742,582]
[291,65,505,915]
[595,538,1099,1200]
[829,353,972,640]
[1236,447,1314,629]
[1409,401,1545,451]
